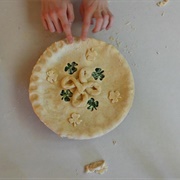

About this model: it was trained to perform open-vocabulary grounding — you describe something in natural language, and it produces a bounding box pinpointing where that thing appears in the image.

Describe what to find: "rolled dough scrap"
[84,160,108,174]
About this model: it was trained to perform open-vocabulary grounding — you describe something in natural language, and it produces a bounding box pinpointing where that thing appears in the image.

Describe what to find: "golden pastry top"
[29,38,134,139]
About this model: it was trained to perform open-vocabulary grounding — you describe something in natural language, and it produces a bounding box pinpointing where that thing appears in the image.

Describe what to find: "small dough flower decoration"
[68,113,82,127]
[46,69,58,84]
[109,90,121,103]
[86,48,98,61]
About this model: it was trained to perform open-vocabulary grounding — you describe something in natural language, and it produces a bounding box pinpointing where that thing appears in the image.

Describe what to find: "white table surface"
[1,0,180,179]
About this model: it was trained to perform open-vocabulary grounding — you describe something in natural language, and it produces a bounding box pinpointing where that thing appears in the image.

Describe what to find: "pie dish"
[29,38,134,139]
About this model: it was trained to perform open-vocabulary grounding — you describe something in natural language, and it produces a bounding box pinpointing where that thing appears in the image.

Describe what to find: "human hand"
[80,0,114,40]
[41,0,75,43]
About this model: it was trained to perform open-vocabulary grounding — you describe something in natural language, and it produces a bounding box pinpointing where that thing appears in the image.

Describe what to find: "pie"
[29,38,134,139]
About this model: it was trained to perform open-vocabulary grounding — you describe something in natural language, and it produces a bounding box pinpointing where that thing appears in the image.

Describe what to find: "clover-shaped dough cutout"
[46,69,58,84]
[68,113,82,127]
[86,48,98,61]
[109,90,121,103]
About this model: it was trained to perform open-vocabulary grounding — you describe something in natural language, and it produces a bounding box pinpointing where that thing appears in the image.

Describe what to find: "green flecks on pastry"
[60,89,73,102]
[64,62,78,75]
[92,68,105,81]
[87,98,99,111]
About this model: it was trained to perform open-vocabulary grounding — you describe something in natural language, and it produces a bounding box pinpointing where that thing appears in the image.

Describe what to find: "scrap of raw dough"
[161,11,165,16]
[109,36,115,41]
[157,0,169,7]
[84,160,108,174]
[125,21,131,26]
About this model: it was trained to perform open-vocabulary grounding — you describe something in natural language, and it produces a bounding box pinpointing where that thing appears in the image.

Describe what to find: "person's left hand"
[80,0,114,40]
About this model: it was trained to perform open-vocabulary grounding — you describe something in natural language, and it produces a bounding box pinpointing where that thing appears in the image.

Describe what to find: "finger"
[58,11,73,43]
[50,12,63,33]
[41,15,48,30]
[80,5,84,21]
[80,7,93,24]
[91,18,94,25]
[44,14,55,32]
[81,11,92,40]
[101,12,109,30]
[92,12,103,33]
[106,11,114,30]
[67,3,75,23]
[58,19,63,32]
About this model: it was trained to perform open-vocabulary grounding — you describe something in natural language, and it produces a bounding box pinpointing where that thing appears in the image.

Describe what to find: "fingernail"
[81,37,86,41]
[68,37,73,44]
[92,29,97,33]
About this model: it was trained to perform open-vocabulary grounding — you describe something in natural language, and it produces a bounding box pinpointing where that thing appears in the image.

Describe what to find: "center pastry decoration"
[61,66,102,109]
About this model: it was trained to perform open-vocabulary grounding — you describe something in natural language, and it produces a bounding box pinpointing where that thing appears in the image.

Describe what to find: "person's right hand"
[41,0,74,43]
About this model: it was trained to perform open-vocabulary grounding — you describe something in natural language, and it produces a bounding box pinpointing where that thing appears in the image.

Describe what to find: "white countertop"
[1,0,180,179]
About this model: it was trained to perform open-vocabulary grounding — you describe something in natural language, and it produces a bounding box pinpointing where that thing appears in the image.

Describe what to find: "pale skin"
[41,0,114,43]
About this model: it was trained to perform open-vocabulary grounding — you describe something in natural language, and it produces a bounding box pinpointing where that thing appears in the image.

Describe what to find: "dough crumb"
[131,25,136,31]
[161,11,165,16]
[116,39,121,48]
[156,51,160,55]
[125,21,131,26]
[84,160,108,174]
[113,140,117,145]
[132,63,137,67]
[157,0,169,7]
[109,36,115,41]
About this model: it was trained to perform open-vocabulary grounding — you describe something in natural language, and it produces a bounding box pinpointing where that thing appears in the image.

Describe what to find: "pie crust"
[29,38,134,139]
